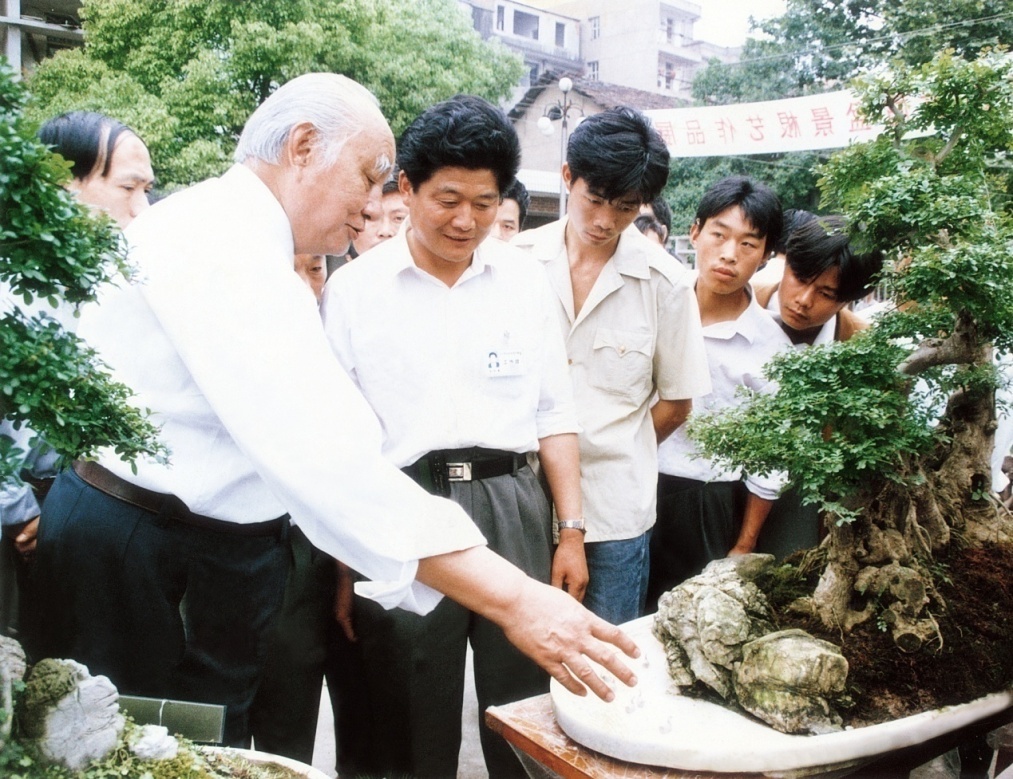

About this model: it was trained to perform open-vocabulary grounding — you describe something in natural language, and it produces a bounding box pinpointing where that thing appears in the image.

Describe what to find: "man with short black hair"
[350,174,408,257]
[514,107,710,624]
[752,214,883,559]
[322,94,585,778]
[754,213,882,346]
[647,176,789,603]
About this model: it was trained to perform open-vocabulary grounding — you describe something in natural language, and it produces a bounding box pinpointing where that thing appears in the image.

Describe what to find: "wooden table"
[485,694,762,779]
[486,693,1013,779]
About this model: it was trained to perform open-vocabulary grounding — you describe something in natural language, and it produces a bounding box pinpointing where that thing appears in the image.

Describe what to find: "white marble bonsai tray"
[551,616,1013,775]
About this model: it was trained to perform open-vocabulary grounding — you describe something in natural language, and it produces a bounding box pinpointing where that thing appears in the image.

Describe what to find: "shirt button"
[567,359,573,365]
[619,345,627,354]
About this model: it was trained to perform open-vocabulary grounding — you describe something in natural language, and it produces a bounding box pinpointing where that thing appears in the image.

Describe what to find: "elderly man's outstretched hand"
[417,545,640,701]
[504,576,640,701]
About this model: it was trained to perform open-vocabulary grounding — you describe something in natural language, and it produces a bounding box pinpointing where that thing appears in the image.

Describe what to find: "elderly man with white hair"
[31,73,638,747]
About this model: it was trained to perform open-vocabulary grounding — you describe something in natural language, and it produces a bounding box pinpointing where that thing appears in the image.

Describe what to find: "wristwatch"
[557,518,586,534]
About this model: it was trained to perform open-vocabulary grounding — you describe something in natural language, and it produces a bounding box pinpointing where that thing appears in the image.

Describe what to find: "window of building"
[588,60,599,81]
[590,16,600,40]
[496,5,505,31]
[513,10,539,39]
[660,59,676,90]
[665,17,674,43]
[556,22,565,47]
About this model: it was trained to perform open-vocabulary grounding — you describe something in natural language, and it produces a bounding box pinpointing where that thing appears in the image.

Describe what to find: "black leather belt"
[402,448,527,497]
[72,460,288,538]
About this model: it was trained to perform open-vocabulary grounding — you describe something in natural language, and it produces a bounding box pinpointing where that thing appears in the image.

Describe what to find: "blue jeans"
[582,531,652,625]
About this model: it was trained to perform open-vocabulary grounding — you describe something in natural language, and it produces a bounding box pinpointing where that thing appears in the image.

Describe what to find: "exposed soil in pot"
[760,541,1013,728]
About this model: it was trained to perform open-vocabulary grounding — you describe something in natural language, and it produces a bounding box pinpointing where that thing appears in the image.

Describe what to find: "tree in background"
[665,0,1013,236]
[0,60,163,486]
[691,49,1013,656]
[25,0,525,189]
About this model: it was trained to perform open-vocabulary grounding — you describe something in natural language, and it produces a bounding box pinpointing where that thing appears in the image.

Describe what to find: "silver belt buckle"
[446,462,472,482]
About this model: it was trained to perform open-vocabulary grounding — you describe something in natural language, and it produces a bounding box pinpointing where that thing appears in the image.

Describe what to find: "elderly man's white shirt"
[658,280,791,499]
[321,230,578,467]
[513,219,711,542]
[75,164,484,614]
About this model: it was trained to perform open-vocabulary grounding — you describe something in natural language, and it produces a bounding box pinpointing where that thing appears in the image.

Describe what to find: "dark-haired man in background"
[491,178,530,241]
[322,95,585,778]
[754,212,881,347]
[514,107,710,624]
[648,176,788,603]
[640,195,672,245]
[752,213,883,560]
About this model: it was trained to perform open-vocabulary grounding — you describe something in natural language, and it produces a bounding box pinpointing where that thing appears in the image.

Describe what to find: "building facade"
[1,0,82,76]
[460,0,583,89]
[459,0,740,102]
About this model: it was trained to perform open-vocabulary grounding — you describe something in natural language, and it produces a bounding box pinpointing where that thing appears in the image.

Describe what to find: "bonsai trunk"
[799,317,1009,649]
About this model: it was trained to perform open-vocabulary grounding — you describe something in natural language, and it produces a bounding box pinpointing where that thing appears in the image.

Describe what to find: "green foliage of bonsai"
[688,48,1013,650]
[689,330,938,522]
[0,59,164,486]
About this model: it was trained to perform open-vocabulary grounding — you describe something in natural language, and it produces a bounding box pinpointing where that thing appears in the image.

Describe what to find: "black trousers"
[354,465,552,779]
[248,526,375,775]
[33,468,288,747]
[755,485,821,560]
[646,474,746,612]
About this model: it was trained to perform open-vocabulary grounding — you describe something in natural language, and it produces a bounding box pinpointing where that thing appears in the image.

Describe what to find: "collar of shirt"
[516,217,663,328]
[519,216,653,281]
[390,227,500,287]
[699,279,781,346]
[215,165,295,269]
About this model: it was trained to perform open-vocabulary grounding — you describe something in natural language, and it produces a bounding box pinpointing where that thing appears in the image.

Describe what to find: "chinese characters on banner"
[644,91,882,157]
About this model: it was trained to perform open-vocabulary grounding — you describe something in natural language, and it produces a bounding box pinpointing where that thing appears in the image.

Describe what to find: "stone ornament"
[20,657,125,771]
[652,553,849,735]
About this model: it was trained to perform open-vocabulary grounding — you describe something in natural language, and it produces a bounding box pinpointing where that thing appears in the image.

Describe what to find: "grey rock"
[734,629,848,734]
[652,555,850,735]
[130,724,179,761]
[22,659,125,771]
[0,635,28,750]
[652,555,777,701]
[0,635,27,682]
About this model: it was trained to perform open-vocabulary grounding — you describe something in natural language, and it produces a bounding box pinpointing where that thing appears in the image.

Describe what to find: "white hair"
[234,72,391,169]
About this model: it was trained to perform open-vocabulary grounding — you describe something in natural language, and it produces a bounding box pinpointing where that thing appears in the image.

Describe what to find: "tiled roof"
[571,80,687,110]
[507,70,687,121]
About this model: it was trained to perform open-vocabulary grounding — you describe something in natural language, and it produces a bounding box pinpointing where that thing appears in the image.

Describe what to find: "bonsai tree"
[690,48,1013,654]
[0,58,163,487]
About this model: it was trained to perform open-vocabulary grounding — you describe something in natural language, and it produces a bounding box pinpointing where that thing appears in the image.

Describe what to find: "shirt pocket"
[589,327,653,400]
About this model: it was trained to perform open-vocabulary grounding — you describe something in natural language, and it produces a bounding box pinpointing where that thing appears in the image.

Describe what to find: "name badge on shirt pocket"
[486,350,525,377]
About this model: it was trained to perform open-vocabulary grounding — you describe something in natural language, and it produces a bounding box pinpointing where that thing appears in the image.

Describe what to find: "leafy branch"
[1,59,164,484]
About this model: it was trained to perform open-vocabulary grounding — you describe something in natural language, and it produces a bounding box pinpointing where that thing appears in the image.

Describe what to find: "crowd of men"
[1,72,888,778]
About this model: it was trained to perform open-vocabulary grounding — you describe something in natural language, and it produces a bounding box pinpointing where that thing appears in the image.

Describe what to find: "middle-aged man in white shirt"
[513,107,711,625]
[324,94,585,779]
[30,73,638,748]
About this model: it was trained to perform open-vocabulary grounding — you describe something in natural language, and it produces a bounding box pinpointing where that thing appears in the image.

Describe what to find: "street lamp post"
[537,77,582,218]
